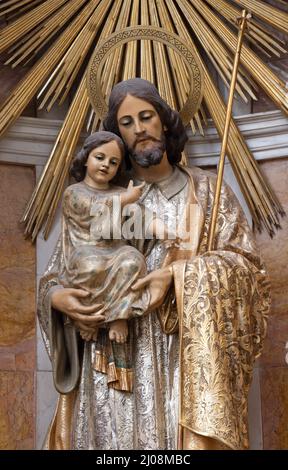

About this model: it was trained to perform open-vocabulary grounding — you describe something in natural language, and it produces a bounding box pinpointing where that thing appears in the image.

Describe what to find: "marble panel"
[0,165,35,233]
[255,158,288,369]
[261,367,288,450]
[260,313,288,367]
[0,338,35,371]
[0,233,35,271]
[255,159,288,449]
[0,371,35,449]
[0,164,36,346]
[0,353,15,371]
[0,267,35,346]
[255,159,288,318]
[15,339,35,371]
[0,163,36,449]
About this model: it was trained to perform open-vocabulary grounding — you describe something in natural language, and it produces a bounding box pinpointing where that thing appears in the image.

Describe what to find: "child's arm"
[120,180,145,207]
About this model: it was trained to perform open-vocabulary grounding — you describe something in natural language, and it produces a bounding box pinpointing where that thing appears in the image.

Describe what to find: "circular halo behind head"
[87,26,204,126]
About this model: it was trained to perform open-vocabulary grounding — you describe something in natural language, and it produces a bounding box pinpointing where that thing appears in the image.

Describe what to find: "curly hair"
[103,78,188,167]
[70,131,125,182]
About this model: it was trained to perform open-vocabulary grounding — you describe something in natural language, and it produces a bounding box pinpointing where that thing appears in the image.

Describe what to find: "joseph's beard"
[129,134,166,168]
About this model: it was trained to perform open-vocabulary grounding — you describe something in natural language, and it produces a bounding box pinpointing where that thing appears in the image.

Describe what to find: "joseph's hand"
[131,266,173,311]
[51,288,105,323]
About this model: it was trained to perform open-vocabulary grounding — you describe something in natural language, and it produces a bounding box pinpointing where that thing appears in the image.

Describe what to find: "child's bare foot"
[109,319,128,344]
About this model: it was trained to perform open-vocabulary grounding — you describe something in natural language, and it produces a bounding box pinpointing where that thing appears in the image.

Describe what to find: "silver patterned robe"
[38,165,269,450]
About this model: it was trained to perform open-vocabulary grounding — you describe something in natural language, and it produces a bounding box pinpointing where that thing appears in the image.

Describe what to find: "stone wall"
[0,163,36,449]
[255,158,288,449]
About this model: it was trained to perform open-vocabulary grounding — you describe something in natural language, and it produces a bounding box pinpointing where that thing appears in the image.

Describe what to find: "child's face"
[84,140,122,188]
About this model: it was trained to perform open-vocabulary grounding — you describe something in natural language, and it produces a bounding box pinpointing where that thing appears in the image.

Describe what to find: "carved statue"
[38,78,270,450]
[56,129,174,392]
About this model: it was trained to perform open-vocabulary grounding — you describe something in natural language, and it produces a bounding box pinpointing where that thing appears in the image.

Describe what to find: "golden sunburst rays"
[187,0,288,115]
[0,1,44,20]
[0,0,81,54]
[233,0,288,35]
[0,0,287,240]
[206,0,287,58]
[0,0,103,137]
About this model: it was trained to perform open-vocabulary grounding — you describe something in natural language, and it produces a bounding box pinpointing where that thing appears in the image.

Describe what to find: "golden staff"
[207,9,251,251]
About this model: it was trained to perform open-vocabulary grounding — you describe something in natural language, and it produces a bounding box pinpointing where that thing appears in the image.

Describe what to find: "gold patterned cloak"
[158,166,270,449]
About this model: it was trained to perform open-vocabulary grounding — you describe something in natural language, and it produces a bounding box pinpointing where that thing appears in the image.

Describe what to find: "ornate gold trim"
[93,350,134,392]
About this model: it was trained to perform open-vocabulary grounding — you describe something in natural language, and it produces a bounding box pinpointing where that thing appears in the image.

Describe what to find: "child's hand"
[121,180,145,205]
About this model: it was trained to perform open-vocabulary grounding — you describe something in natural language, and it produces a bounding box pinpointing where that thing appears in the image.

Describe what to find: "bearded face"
[116,95,167,168]
[128,132,166,168]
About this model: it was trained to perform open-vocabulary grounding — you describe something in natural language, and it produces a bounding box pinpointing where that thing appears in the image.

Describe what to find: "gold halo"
[87,26,204,125]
